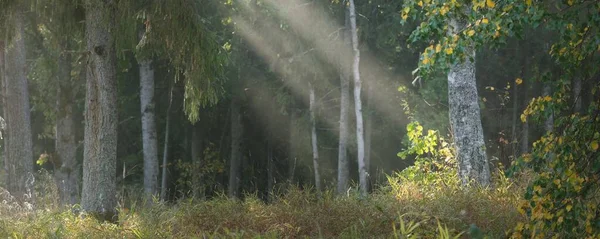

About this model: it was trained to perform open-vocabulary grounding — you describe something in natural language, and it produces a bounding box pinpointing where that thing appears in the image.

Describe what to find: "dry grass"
[0,171,525,238]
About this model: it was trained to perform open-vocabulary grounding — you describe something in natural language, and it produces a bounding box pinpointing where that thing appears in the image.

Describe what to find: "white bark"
[336,11,350,196]
[160,85,173,202]
[82,0,118,221]
[348,0,368,196]
[309,82,321,194]
[139,58,158,203]
[447,16,490,186]
[4,9,35,203]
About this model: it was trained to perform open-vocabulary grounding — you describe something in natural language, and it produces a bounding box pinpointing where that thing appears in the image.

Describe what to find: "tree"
[446,13,490,186]
[401,1,491,186]
[136,14,159,204]
[348,0,369,196]
[81,0,118,221]
[2,5,35,201]
[308,82,321,194]
[336,9,350,196]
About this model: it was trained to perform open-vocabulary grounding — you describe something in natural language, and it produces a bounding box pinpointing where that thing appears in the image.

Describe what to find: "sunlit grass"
[0,171,525,238]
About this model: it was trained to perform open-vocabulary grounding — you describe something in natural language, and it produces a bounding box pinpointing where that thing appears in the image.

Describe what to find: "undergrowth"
[0,170,524,239]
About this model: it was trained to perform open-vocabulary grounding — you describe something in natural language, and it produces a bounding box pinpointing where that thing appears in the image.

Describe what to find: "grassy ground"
[0,172,525,238]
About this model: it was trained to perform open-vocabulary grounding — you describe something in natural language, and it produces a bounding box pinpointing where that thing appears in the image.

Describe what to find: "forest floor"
[0,172,526,238]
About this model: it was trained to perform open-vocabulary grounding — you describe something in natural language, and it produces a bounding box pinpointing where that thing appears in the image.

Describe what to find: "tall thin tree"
[348,0,368,196]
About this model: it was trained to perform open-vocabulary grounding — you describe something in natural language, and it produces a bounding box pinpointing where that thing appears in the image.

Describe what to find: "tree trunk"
[336,10,350,196]
[160,85,173,202]
[82,0,118,221]
[4,9,35,203]
[191,124,204,199]
[520,82,530,153]
[510,76,519,161]
[288,111,296,184]
[543,84,553,133]
[55,41,79,206]
[348,0,368,197]
[137,22,159,203]
[573,77,582,113]
[447,16,490,187]
[228,97,243,198]
[266,137,274,201]
[309,82,321,194]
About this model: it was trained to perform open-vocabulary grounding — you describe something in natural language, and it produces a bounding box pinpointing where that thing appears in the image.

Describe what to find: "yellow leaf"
[435,44,442,53]
[534,185,542,193]
[553,179,561,186]
[558,216,564,224]
[515,78,523,85]
[482,18,489,24]
[445,47,454,55]
[544,95,552,102]
[422,57,430,65]
[591,141,599,151]
[566,204,573,212]
[567,0,574,6]
[486,0,496,8]
[525,0,532,6]
[418,0,423,7]
[467,29,476,36]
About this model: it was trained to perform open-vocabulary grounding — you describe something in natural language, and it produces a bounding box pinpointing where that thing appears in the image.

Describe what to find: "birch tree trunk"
[55,41,79,206]
[348,0,368,196]
[228,96,243,198]
[309,82,321,194]
[82,0,118,221]
[137,21,159,203]
[4,9,35,203]
[447,16,490,187]
[336,10,350,196]
[160,85,173,202]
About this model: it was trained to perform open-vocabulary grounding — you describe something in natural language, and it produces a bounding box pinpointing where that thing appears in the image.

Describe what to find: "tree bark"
[4,9,35,203]
[160,85,173,202]
[348,0,368,196]
[309,82,321,194]
[336,10,350,196]
[55,41,79,206]
[447,16,490,187]
[228,96,243,198]
[137,20,159,203]
[82,0,118,221]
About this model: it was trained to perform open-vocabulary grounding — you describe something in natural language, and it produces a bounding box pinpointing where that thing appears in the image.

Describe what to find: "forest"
[0,0,599,238]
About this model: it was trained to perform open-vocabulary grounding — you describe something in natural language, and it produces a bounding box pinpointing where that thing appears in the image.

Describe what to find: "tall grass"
[0,170,524,238]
